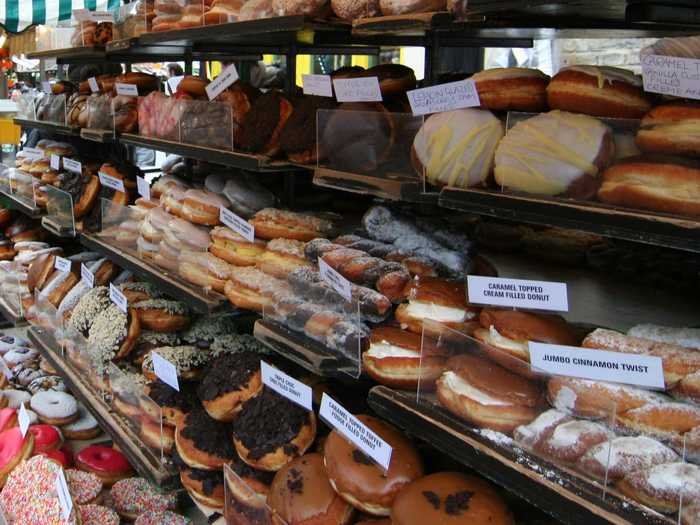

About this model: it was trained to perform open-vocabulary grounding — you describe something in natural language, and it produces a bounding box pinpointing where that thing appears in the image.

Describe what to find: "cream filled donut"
[30,390,78,426]
[494,110,614,199]
[412,108,503,189]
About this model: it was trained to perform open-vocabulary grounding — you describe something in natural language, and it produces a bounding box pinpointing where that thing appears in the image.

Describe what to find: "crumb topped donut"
[175,407,236,470]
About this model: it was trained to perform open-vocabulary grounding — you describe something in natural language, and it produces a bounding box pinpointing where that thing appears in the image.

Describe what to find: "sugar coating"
[134,299,189,315]
[628,324,700,351]
[142,345,212,375]
[583,436,678,475]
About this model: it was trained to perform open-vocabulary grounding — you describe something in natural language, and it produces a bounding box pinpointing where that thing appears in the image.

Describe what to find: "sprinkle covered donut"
[111,477,178,520]
[30,390,78,426]
[66,468,103,504]
[135,510,192,525]
[80,504,119,525]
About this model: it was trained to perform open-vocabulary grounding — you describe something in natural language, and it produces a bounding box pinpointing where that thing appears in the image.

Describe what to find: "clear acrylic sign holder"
[224,463,286,525]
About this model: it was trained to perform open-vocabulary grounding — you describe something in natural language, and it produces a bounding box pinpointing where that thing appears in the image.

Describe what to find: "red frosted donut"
[0,408,17,432]
[76,445,134,486]
[0,427,34,486]
[41,446,73,468]
[29,424,63,453]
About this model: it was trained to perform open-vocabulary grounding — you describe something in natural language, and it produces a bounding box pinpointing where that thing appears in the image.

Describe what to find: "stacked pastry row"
[410,64,700,218]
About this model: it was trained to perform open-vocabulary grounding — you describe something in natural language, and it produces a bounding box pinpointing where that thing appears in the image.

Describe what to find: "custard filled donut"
[547,376,668,419]
[546,65,652,119]
[0,427,34,487]
[636,103,700,157]
[411,108,503,189]
[177,250,234,293]
[182,189,230,226]
[133,299,190,333]
[513,409,572,451]
[362,326,449,389]
[268,452,355,525]
[323,414,423,516]
[111,477,177,520]
[537,420,610,465]
[180,467,225,510]
[224,267,290,313]
[87,305,141,360]
[597,157,700,218]
[76,445,134,486]
[494,110,614,199]
[390,472,515,525]
[30,390,78,426]
[197,352,263,422]
[256,238,313,278]
[161,185,187,218]
[250,208,336,242]
[209,226,267,266]
[470,67,550,112]
[617,462,700,514]
[140,207,174,243]
[577,436,678,482]
[175,407,236,470]
[232,387,316,472]
[436,354,544,434]
[616,402,700,439]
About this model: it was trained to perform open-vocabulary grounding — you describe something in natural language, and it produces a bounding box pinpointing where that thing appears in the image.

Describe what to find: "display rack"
[79,232,229,314]
[0,187,43,218]
[79,128,115,144]
[28,326,179,488]
[313,167,437,203]
[13,118,80,137]
[368,386,672,525]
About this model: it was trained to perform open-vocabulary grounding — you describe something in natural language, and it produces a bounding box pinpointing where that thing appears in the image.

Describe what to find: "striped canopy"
[1,0,120,34]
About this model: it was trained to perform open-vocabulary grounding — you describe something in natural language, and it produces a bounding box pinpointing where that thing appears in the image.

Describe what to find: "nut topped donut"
[87,304,141,361]
[142,345,211,382]
[68,286,112,337]
[323,414,423,516]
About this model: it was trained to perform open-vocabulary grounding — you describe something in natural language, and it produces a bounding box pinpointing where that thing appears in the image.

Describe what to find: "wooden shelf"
[79,233,229,314]
[368,386,673,525]
[13,118,80,137]
[439,187,700,254]
[313,167,438,203]
[28,327,179,489]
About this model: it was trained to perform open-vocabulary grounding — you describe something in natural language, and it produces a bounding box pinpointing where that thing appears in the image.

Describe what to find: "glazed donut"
[0,427,34,487]
[175,407,236,470]
[617,462,700,514]
[537,420,611,465]
[182,189,229,226]
[233,388,317,472]
[62,405,101,440]
[76,446,134,486]
[616,402,700,439]
[636,103,700,157]
[66,469,103,505]
[470,67,550,112]
[4,347,39,367]
[268,452,355,525]
[133,299,191,333]
[577,436,678,482]
[197,352,262,422]
[354,64,417,97]
[79,504,119,525]
[180,467,224,510]
[110,477,177,521]
[547,376,669,419]
[115,72,159,94]
[74,175,100,219]
[139,416,175,455]
[250,208,336,242]
[176,75,209,99]
[323,414,423,516]
[30,391,78,426]
[28,424,63,454]
[546,65,652,119]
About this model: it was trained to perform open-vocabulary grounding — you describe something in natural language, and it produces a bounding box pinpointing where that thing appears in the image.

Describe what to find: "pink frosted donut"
[66,469,103,504]
[0,427,31,483]
[0,408,16,432]
[135,510,192,525]
[80,504,119,525]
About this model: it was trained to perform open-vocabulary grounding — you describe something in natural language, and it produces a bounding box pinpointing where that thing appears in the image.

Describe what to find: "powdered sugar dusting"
[551,385,577,412]
[548,420,608,449]
[477,428,514,446]
[514,409,570,449]
[647,463,700,494]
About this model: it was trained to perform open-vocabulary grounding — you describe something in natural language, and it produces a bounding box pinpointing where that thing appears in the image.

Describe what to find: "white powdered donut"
[30,390,78,421]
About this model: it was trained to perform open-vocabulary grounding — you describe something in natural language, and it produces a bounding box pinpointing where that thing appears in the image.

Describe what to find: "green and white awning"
[1,0,120,34]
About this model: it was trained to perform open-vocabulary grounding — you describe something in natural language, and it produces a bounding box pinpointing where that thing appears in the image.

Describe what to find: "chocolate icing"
[279,95,337,156]
[286,467,303,494]
[232,388,310,460]
[445,491,474,515]
[352,450,373,466]
[186,467,223,496]
[423,491,440,510]
[197,352,259,402]
[148,380,197,411]
[231,456,274,486]
[181,408,235,459]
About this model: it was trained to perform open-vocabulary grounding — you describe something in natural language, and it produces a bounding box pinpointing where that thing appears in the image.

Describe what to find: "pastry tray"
[28,326,180,489]
[368,386,675,525]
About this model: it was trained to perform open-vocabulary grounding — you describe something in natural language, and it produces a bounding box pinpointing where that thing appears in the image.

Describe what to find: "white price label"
[109,283,127,313]
[318,258,352,302]
[302,74,333,97]
[320,393,392,470]
[206,64,239,100]
[50,155,60,171]
[62,158,82,174]
[167,75,183,96]
[55,470,73,521]
[81,263,95,289]
[98,172,125,193]
[136,176,150,200]
[407,79,481,116]
[54,256,71,273]
[219,207,254,242]
[333,77,382,102]
[642,54,700,100]
[22,147,43,160]
[72,8,91,21]
[261,361,312,411]
[18,403,30,438]
[88,77,99,93]
[152,351,179,391]
[467,275,568,312]
[42,81,51,93]
[529,342,665,389]
[89,10,114,22]
[115,83,138,97]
